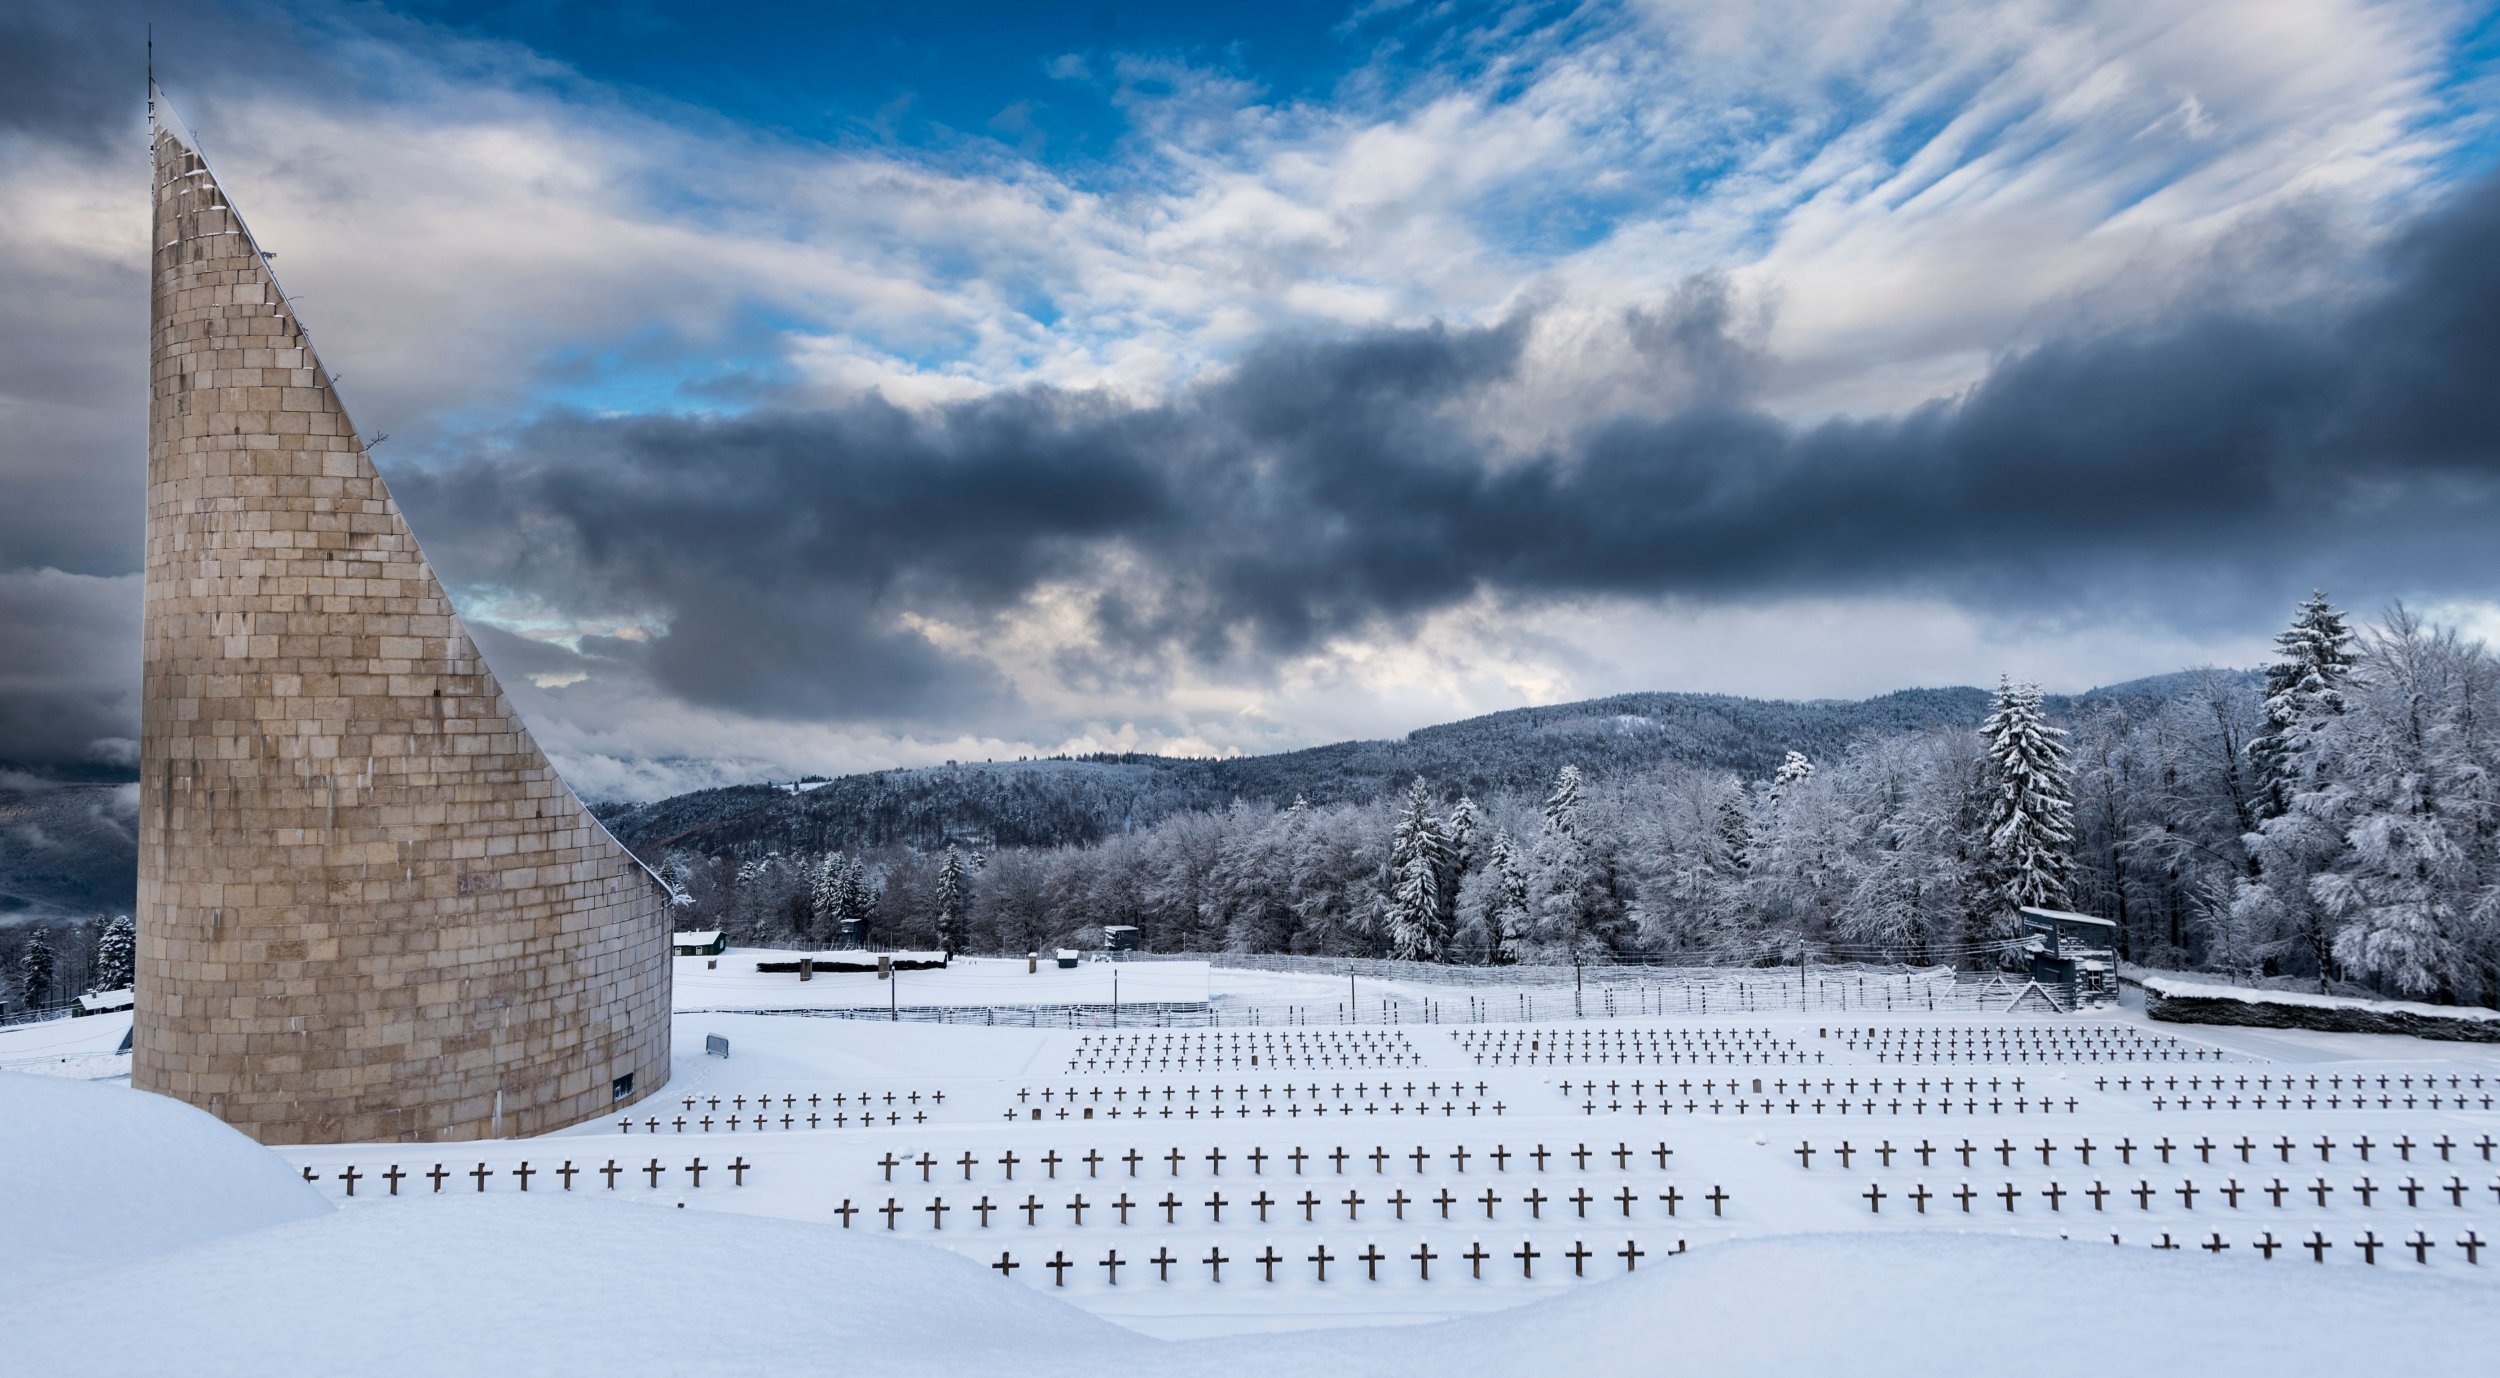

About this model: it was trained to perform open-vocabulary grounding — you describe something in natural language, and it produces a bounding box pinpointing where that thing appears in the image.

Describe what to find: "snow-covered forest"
[657,597,2500,1008]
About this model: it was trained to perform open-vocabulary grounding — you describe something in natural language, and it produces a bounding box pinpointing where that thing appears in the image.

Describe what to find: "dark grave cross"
[469,1163,493,1193]
[1251,1190,1273,1222]
[2202,1233,2228,1254]
[1998,1183,2022,1212]
[2407,1232,2434,1264]
[2355,1231,2383,1265]
[1479,1188,1502,1219]
[2355,1178,2377,1207]
[2175,1180,2198,1210]
[1044,1151,1064,1180]
[1152,1246,1177,1282]
[1707,1185,1729,1217]
[2043,1181,2066,1211]
[382,1165,406,1196]
[1390,1188,1411,1219]
[339,1165,362,1197]
[1908,1183,1932,1214]
[976,1196,997,1227]
[1206,1192,1227,1223]
[1660,1185,1683,1216]
[1864,1183,1887,1213]
[1466,1242,1491,1279]
[1413,1241,1438,1280]
[1082,1151,1102,1178]
[1514,1240,1540,1278]
[1021,1194,1044,1226]
[1955,1184,1978,1213]
[599,1161,621,1190]
[1619,1239,1644,1271]
[1360,1243,1386,1280]
[2459,1230,2486,1264]
[1523,1187,1545,1219]
[993,1252,1019,1278]
[927,1198,950,1230]
[512,1162,536,1192]
[1161,1192,1183,1224]
[2255,1232,2280,1259]
[880,1197,903,1229]
[1566,1240,1593,1276]
[1435,1188,1457,1219]
[1308,1242,1334,1281]
[1101,1250,1124,1285]
[1046,1251,1073,1287]
[2304,1232,2332,1263]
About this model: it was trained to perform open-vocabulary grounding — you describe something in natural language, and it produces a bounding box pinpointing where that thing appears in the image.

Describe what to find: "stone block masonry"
[133,105,671,1144]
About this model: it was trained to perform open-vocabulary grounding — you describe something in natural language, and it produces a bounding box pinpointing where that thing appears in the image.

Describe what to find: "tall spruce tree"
[2249,591,2357,821]
[91,914,136,993]
[1386,778,1447,961]
[1486,831,1527,965]
[19,928,57,1011]
[1979,678,2076,920]
[934,848,969,955]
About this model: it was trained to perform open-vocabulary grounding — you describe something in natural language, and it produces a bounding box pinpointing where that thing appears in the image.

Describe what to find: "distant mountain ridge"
[597,671,2249,865]
[0,671,2250,921]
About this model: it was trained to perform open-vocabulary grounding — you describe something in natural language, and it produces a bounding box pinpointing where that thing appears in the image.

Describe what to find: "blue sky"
[6,0,2500,793]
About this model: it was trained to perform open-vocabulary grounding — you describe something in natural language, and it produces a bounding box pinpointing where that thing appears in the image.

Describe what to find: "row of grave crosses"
[1452,1027,1797,1045]
[876,1141,1678,1182]
[837,1184,1730,1229]
[1853,1174,2500,1214]
[1791,1132,2500,1169]
[2108,1073,2492,1091]
[1066,1055,1416,1072]
[1022,1081,1487,1104]
[1464,1048,1821,1067]
[1839,1024,2176,1044]
[1076,1032,1416,1047]
[1012,1099,1505,1122]
[1575,1091,2078,1117]
[984,1236,1690,1285]
[300,1156,751,1196]
[2116,1229,2487,1263]
[1574,1076,2033,1097]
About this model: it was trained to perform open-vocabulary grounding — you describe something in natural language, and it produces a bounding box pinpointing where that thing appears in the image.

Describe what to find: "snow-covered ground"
[672,951,1211,1012]
[8,968,2500,1373]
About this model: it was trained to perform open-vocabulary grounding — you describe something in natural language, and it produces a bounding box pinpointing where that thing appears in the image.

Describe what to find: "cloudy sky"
[4,0,2498,798]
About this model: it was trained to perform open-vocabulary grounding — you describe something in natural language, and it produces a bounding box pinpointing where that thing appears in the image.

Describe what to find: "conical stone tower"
[136,97,672,1144]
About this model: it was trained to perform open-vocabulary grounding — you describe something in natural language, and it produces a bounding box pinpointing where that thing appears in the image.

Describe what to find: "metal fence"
[685,964,2056,1028]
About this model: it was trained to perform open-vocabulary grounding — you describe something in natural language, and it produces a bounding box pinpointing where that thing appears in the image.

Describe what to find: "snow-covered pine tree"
[91,914,135,993]
[1487,830,1528,965]
[1542,765,1584,840]
[809,855,846,941]
[2249,591,2357,821]
[1386,779,1446,961]
[934,848,969,955]
[1979,678,2076,921]
[1439,795,1478,951]
[1771,750,1815,795]
[20,927,57,1010]
[1527,764,1595,956]
[1443,796,1480,875]
[2311,610,2496,1000]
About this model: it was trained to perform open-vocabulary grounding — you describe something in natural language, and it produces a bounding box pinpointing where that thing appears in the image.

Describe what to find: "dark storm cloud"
[398,169,2500,722]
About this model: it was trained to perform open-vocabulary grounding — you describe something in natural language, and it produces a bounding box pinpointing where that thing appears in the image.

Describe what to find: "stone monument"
[133,93,672,1143]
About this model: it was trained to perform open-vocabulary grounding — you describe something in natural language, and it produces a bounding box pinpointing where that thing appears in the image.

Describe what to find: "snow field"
[256,1010,2500,1341]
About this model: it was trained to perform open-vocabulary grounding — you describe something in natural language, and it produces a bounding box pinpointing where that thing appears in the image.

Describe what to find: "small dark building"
[1103,925,1140,956]
[671,929,726,957]
[2019,907,2118,1009]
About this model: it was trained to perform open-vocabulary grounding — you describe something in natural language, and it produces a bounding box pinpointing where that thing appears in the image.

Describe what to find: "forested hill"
[599,672,2238,864]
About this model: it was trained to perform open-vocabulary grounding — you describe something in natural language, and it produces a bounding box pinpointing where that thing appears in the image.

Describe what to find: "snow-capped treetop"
[1980,678,2075,913]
